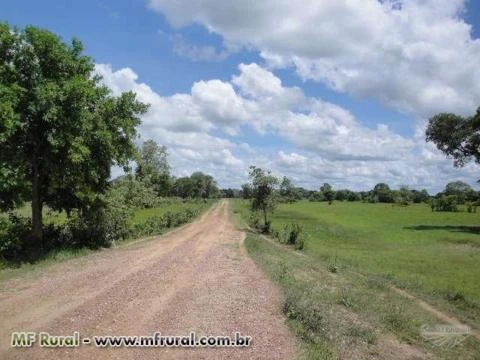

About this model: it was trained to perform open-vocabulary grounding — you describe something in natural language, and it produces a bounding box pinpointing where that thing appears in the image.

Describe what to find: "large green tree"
[320,182,335,204]
[443,181,474,204]
[372,183,394,203]
[0,24,148,242]
[171,172,218,199]
[279,176,298,202]
[190,172,218,199]
[136,140,171,196]
[249,166,278,228]
[426,108,480,167]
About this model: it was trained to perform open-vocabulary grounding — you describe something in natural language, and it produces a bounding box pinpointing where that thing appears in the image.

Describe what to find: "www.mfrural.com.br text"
[11,331,252,348]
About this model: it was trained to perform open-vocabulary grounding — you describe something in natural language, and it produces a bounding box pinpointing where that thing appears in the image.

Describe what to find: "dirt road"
[0,201,295,359]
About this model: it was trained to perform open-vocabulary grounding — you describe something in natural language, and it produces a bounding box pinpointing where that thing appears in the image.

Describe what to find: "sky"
[2,0,480,193]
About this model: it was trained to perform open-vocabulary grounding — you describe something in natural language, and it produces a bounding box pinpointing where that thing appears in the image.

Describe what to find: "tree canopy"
[373,183,394,203]
[320,183,335,203]
[249,166,278,230]
[0,24,148,241]
[136,140,171,196]
[426,108,480,167]
[443,181,475,204]
[171,172,219,199]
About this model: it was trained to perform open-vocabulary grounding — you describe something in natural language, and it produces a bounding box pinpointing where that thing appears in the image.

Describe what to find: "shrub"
[0,213,30,261]
[432,195,458,212]
[466,202,477,213]
[287,223,302,245]
[108,178,161,209]
[277,222,305,250]
[0,199,203,264]
[294,235,305,250]
[59,197,131,250]
[127,208,200,239]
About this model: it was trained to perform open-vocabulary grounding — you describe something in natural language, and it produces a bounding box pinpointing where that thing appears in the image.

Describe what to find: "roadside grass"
[0,199,214,279]
[231,200,480,359]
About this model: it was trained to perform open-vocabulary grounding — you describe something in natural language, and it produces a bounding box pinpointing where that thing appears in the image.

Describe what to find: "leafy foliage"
[135,140,172,196]
[110,176,160,209]
[431,195,459,212]
[0,214,31,261]
[172,172,219,199]
[248,166,279,230]
[241,183,252,199]
[426,108,480,167]
[273,222,305,250]
[372,183,394,203]
[279,176,299,203]
[444,181,475,204]
[0,23,148,241]
[320,183,335,204]
[127,207,202,239]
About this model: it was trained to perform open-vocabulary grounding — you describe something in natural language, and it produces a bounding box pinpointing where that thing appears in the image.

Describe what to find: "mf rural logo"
[420,324,471,348]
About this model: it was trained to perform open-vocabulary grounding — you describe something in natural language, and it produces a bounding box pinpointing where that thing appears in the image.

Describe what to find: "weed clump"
[337,288,356,308]
[382,303,409,334]
[274,222,305,250]
[283,287,326,334]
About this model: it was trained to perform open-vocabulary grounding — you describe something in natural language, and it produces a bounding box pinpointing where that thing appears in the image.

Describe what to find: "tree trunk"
[31,163,43,242]
[263,208,268,226]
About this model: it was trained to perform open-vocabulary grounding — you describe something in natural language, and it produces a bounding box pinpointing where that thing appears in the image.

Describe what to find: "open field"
[231,199,480,359]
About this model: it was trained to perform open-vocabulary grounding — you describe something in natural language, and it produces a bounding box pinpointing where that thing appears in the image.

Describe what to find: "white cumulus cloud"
[148,0,480,118]
[96,62,478,191]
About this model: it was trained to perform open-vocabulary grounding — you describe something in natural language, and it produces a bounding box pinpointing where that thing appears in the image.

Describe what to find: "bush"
[64,209,110,249]
[294,235,305,250]
[0,198,204,264]
[109,178,161,209]
[286,223,302,245]
[0,213,31,261]
[432,195,458,212]
[277,222,305,250]
[127,208,200,239]
[466,202,477,213]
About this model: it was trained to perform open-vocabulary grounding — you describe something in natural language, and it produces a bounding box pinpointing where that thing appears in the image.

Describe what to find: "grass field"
[231,199,480,359]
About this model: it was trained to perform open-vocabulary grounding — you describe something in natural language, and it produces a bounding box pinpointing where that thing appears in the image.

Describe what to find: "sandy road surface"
[0,200,295,359]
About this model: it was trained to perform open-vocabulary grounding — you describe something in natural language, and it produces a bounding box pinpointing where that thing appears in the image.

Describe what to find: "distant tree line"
[112,139,220,209]
[222,175,479,213]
